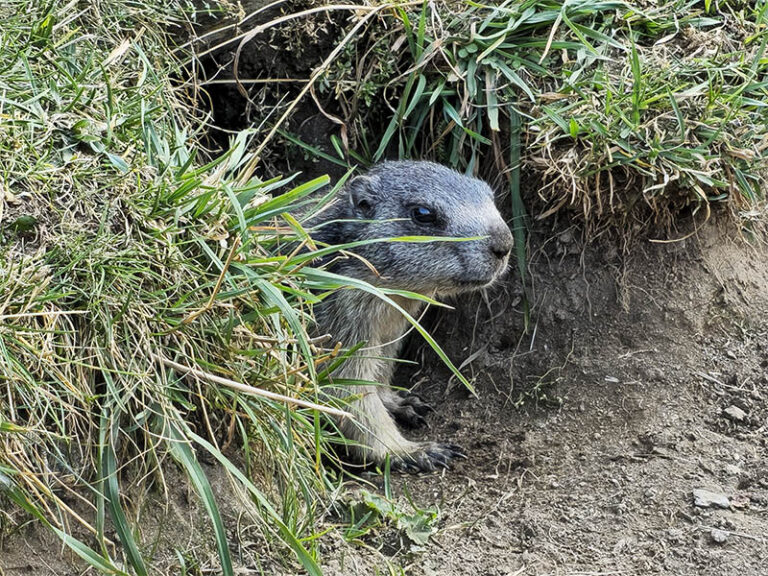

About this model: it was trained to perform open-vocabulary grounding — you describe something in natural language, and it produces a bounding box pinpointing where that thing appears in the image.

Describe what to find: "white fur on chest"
[316,290,427,384]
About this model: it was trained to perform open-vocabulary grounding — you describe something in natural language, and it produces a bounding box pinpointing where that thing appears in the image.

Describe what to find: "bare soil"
[318,217,768,575]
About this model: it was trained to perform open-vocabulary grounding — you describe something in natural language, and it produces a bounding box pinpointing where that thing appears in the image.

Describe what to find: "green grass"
[251,0,768,233]
[0,1,351,573]
[0,2,484,572]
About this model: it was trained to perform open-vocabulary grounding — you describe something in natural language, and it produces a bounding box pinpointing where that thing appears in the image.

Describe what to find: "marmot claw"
[391,443,466,473]
[397,390,435,411]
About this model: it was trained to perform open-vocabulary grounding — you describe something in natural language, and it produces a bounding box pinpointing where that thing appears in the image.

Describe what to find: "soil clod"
[711,528,729,544]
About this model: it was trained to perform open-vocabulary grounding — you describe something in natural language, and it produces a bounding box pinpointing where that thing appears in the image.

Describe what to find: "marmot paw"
[390,391,434,429]
[391,443,466,474]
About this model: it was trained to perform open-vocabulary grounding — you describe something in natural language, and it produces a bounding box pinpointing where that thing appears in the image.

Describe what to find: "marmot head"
[314,161,513,295]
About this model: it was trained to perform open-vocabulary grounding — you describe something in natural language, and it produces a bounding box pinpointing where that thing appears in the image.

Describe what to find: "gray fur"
[310,161,513,472]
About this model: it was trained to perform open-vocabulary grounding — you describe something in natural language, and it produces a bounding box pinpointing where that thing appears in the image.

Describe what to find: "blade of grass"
[164,417,234,576]
[508,107,529,331]
[99,402,150,576]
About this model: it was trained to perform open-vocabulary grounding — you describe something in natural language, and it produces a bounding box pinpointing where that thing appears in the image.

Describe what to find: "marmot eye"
[411,205,437,225]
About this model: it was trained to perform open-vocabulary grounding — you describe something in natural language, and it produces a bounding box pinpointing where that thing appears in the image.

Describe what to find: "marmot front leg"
[339,385,463,473]
[378,387,434,429]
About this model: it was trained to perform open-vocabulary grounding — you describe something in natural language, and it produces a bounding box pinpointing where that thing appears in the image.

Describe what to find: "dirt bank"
[319,218,768,575]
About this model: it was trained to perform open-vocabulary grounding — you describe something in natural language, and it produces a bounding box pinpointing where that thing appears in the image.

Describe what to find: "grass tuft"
[0,0,354,572]
[231,0,768,234]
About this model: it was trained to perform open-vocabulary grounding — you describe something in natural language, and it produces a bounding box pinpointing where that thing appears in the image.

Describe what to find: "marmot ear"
[346,175,378,218]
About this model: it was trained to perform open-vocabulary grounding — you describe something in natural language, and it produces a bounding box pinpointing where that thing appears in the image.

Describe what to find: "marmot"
[309,161,513,472]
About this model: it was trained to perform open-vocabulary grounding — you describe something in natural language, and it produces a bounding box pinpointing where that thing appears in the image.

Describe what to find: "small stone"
[723,405,747,422]
[725,350,737,360]
[724,464,742,476]
[693,488,730,509]
[710,528,728,544]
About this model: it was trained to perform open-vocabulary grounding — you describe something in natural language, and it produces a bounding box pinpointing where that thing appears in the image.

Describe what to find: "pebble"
[693,488,730,509]
[710,528,728,544]
[724,464,742,476]
[723,405,747,422]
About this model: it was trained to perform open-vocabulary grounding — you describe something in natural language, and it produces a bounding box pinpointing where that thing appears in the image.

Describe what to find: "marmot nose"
[490,228,513,260]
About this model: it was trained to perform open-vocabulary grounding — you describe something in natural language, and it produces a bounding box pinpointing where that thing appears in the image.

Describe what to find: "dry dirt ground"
[318,218,768,576]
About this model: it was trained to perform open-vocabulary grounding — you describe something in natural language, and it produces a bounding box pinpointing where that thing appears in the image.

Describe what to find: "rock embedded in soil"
[723,405,747,422]
[693,488,731,509]
[710,528,728,544]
